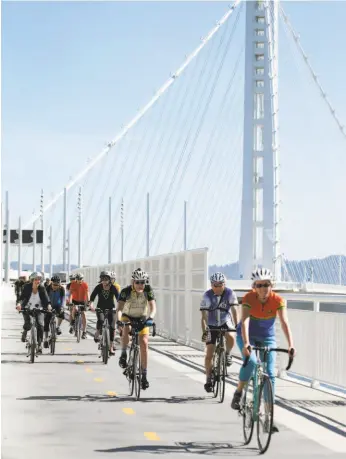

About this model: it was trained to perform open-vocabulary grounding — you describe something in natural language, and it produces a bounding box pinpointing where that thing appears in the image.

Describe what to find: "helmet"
[251,268,273,283]
[75,272,84,280]
[210,272,226,284]
[100,270,111,280]
[110,271,116,280]
[131,269,148,281]
[51,275,61,284]
[29,271,43,281]
[69,274,76,280]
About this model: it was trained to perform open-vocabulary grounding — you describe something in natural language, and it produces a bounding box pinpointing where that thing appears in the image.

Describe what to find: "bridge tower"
[239,0,281,280]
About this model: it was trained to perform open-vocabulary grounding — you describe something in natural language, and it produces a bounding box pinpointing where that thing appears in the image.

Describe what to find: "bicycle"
[73,302,88,343]
[240,344,294,454]
[95,308,114,364]
[119,317,156,400]
[19,304,46,363]
[48,310,57,355]
[207,325,236,403]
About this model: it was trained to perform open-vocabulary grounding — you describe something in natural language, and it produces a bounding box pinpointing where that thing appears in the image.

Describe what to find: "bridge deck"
[1,287,345,458]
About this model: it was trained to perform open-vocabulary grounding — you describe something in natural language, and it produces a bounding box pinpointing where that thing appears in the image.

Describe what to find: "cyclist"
[44,277,51,292]
[230,267,295,433]
[90,271,119,355]
[117,268,156,390]
[200,272,239,393]
[15,271,51,353]
[69,272,89,339]
[110,271,121,293]
[66,274,76,302]
[14,274,28,302]
[43,276,66,347]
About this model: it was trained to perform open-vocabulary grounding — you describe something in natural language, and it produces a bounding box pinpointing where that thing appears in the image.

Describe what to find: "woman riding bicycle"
[89,271,119,355]
[230,268,295,434]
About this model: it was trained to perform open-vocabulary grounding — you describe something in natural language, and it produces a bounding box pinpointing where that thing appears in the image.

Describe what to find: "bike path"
[1,285,345,458]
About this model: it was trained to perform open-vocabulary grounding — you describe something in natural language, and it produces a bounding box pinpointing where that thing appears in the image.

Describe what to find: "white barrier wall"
[72,248,209,347]
[73,255,346,389]
[276,310,346,388]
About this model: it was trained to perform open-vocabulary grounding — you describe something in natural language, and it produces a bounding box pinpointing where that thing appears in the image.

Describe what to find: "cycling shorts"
[121,314,149,335]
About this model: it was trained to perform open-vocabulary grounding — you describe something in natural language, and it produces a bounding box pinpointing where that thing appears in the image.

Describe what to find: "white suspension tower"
[239,0,281,281]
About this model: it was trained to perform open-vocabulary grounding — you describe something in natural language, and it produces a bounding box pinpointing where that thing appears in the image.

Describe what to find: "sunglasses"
[134,280,145,285]
[212,283,224,288]
[52,283,60,287]
[255,283,271,288]
[101,277,110,281]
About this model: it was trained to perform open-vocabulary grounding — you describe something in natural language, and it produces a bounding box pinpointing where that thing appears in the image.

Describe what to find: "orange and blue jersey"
[236,290,285,339]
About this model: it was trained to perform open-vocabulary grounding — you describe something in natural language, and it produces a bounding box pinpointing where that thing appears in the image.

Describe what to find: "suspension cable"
[280,4,346,142]
[23,0,242,229]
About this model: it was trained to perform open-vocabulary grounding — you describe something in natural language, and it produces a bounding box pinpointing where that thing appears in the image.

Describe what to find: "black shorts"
[206,324,234,345]
[72,300,86,311]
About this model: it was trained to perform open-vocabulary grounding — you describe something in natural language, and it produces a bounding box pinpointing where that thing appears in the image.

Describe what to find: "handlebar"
[206,325,237,333]
[118,318,156,337]
[95,308,115,313]
[242,346,295,371]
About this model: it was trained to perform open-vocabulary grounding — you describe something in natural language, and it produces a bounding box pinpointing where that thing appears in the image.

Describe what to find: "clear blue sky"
[2,1,346,267]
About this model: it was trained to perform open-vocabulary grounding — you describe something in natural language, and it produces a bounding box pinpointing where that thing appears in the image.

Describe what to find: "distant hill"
[209,254,346,285]
[10,262,79,274]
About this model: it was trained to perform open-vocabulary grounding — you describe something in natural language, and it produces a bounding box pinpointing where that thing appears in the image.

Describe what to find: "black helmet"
[51,275,61,284]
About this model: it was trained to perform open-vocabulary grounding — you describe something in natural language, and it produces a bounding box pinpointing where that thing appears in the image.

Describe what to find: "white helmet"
[29,271,43,281]
[251,268,273,283]
[110,271,116,280]
[131,269,148,281]
[210,272,226,284]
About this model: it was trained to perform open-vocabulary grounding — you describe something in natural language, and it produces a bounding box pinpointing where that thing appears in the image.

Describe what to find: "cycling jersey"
[236,290,285,339]
[113,281,121,293]
[70,281,89,302]
[90,284,119,310]
[200,287,238,327]
[118,285,155,318]
[49,286,65,309]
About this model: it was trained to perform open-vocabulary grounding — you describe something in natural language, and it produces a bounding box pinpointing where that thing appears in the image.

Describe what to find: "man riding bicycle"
[230,267,295,433]
[43,275,66,348]
[69,272,89,339]
[90,271,119,355]
[200,272,239,393]
[15,271,51,354]
[117,268,156,390]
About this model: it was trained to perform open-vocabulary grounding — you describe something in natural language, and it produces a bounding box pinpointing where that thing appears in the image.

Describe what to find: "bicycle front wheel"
[30,326,36,363]
[75,315,81,343]
[242,377,255,445]
[102,328,110,365]
[50,320,56,355]
[212,352,220,398]
[256,375,274,454]
[219,350,226,403]
[134,347,142,400]
[128,349,135,396]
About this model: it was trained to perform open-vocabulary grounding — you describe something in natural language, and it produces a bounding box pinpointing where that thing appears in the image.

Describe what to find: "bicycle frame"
[243,345,294,422]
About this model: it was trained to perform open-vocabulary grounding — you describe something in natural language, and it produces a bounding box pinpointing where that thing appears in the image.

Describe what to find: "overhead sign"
[3,229,44,245]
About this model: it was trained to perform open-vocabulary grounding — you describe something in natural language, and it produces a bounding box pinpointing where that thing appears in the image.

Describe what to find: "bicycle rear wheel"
[256,375,274,454]
[102,328,110,364]
[219,350,226,403]
[134,347,142,400]
[30,326,36,363]
[50,320,56,355]
[242,377,255,445]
